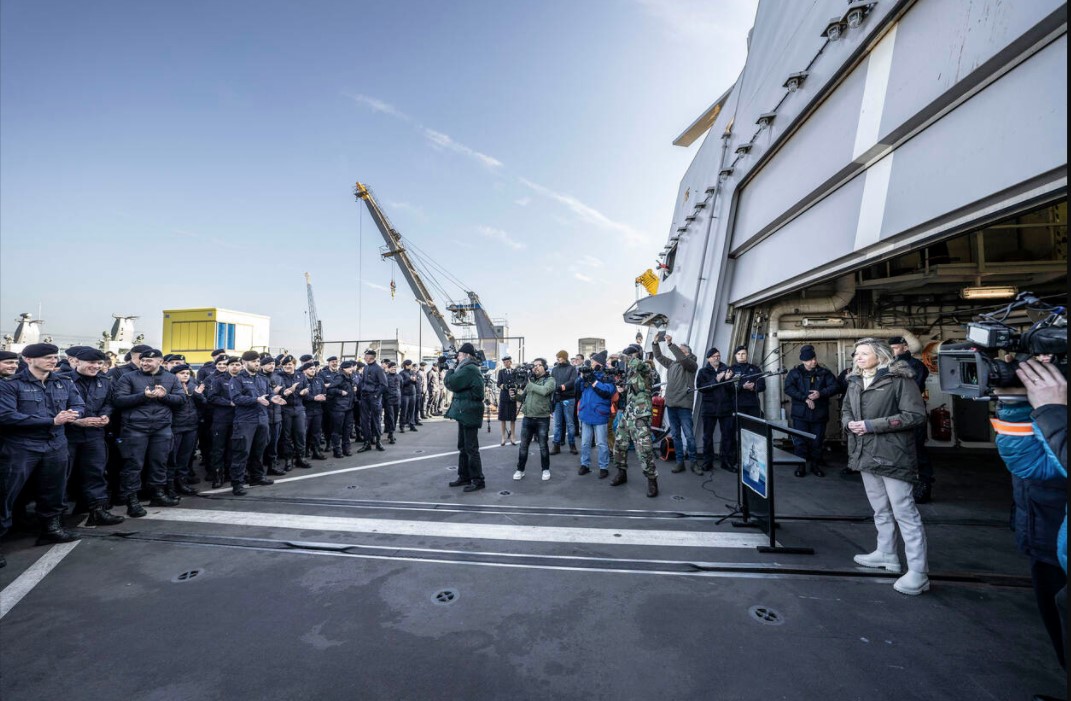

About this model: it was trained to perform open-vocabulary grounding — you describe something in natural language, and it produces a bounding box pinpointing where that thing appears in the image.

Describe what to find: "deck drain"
[346,485,358,490]
[171,569,203,583]
[414,450,425,454]
[671,495,685,501]
[498,490,511,496]
[748,605,784,625]
[446,465,457,471]
[432,589,459,605]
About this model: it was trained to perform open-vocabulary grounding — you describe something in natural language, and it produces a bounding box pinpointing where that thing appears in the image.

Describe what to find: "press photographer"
[575,351,616,478]
[550,350,578,455]
[510,358,555,481]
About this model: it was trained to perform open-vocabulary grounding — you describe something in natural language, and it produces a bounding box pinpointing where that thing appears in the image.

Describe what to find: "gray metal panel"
[880,35,1068,240]
[879,0,1066,138]
[730,176,865,303]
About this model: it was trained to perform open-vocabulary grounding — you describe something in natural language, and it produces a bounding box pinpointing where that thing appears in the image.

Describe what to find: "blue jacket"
[729,362,765,413]
[111,369,184,432]
[261,369,283,423]
[273,370,307,412]
[326,371,357,411]
[207,371,237,424]
[576,372,616,425]
[0,368,85,448]
[360,362,387,397]
[302,374,327,414]
[400,368,418,396]
[384,372,401,405]
[67,371,113,443]
[172,377,204,433]
[784,364,838,421]
[696,362,733,417]
[228,370,272,424]
[994,401,1067,572]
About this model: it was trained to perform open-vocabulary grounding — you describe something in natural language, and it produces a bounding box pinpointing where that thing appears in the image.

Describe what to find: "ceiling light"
[823,18,846,41]
[756,112,776,128]
[735,143,752,155]
[846,1,876,29]
[783,71,808,93]
[961,285,1018,300]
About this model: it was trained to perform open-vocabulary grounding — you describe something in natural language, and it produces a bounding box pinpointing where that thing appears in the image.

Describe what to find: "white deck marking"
[199,444,502,494]
[0,541,80,620]
[140,508,770,549]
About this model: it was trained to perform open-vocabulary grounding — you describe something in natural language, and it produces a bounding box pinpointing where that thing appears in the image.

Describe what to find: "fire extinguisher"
[651,395,666,428]
[930,404,952,442]
[651,395,675,461]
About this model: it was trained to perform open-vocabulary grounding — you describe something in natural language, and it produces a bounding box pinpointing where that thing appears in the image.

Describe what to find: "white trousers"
[860,471,929,573]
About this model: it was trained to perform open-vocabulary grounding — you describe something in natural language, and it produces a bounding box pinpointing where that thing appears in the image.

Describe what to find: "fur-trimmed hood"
[848,359,915,382]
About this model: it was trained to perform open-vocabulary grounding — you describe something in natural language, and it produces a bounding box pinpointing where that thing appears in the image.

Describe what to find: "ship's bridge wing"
[622,289,681,327]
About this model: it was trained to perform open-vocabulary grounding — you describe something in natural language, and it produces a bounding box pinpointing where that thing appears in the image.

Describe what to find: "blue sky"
[1,0,757,358]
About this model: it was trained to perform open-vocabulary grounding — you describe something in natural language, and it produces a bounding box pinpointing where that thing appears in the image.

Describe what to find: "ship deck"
[1,419,1065,700]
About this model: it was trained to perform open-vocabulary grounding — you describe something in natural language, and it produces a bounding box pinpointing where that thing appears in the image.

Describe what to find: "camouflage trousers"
[611,413,656,478]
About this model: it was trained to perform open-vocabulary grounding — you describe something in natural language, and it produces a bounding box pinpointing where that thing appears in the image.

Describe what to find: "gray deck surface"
[1,419,1066,701]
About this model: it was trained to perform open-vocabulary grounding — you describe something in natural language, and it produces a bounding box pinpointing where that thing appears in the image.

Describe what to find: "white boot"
[893,570,929,595]
[853,550,902,573]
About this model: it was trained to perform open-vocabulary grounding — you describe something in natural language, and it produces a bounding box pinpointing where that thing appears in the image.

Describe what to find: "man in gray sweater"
[652,334,699,473]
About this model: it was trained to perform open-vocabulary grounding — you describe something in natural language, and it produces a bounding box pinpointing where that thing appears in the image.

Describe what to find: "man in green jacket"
[510,358,555,481]
[444,343,486,492]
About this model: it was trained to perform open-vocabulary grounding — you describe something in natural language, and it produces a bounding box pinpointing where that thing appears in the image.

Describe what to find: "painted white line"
[199,443,504,494]
[140,508,769,549]
[0,541,80,620]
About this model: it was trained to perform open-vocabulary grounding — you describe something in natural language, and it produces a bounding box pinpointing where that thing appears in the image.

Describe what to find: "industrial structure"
[161,308,270,364]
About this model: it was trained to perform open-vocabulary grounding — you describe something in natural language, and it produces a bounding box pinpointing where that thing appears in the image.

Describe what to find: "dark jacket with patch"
[112,369,184,432]
[0,369,85,448]
[171,377,204,433]
[785,364,838,421]
[696,362,733,417]
[841,361,926,482]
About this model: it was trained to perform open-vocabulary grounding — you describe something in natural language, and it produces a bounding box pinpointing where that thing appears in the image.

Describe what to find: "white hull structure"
[627,0,1067,444]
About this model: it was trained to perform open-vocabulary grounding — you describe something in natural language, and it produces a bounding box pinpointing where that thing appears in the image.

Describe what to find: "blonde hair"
[851,337,895,376]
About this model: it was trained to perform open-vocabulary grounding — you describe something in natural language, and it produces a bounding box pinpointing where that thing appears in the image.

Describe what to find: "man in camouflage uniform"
[610,344,660,497]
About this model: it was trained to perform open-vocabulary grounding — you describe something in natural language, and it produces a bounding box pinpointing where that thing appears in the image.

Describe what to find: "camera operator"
[444,343,486,492]
[992,358,1067,670]
[509,358,555,481]
[609,344,660,497]
[550,350,578,455]
[496,355,520,446]
[575,351,616,478]
[652,332,698,474]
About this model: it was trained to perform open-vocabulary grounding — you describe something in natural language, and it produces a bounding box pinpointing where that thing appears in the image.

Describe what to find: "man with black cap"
[383,361,402,440]
[273,355,311,470]
[784,345,838,477]
[258,355,284,474]
[108,343,153,380]
[0,343,85,558]
[445,342,486,491]
[0,350,20,378]
[320,356,341,447]
[197,349,227,383]
[326,360,359,458]
[301,361,329,460]
[889,336,933,502]
[228,351,286,494]
[66,347,125,525]
[400,360,419,433]
[112,349,185,514]
[608,344,660,496]
[415,361,428,423]
[358,349,387,452]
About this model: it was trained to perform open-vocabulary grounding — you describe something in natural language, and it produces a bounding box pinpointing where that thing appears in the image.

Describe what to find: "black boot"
[126,495,147,518]
[232,483,248,496]
[333,448,344,459]
[387,433,396,444]
[283,459,293,473]
[36,516,78,545]
[357,442,372,453]
[294,458,312,469]
[810,461,825,477]
[87,502,124,526]
[647,477,659,498]
[448,477,471,488]
[174,479,198,496]
[610,468,628,486]
[794,462,807,477]
[311,448,328,461]
[150,487,180,507]
[342,447,353,457]
[185,473,202,485]
[375,440,386,452]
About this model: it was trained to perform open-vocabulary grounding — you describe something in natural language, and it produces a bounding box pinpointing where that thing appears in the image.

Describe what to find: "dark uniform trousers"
[210,419,233,480]
[118,427,172,497]
[264,420,281,467]
[330,410,354,452]
[456,425,484,485]
[361,395,383,442]
[383,402,398,434]
[416,390,425,419]
[169,430,198,483]
[401,394,416,429]
[701,415,734,469]
[197,409,213,465]
[280,408,306,460]
[1,442,68,535]
[351,402,363,441]
[305,409,324,455]
[68,434,110,506]
[230,421,269,485]
[790,419,827,463]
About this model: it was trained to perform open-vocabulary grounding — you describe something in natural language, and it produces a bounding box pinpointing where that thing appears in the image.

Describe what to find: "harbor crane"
[305,272,325,360]
[354,181,503,358]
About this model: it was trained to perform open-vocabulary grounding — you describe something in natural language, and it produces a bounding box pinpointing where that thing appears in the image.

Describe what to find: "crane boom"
[354,182,458,350]
[305,272,325,360]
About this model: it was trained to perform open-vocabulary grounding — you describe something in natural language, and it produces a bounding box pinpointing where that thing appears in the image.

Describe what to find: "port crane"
[305,272,325,360]
[353,182,502,357]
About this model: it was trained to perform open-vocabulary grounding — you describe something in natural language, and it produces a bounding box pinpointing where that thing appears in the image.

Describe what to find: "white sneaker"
[541,470,551,481]
[893,570,929,595]
[513,470,524,480]
[853,550,902,573]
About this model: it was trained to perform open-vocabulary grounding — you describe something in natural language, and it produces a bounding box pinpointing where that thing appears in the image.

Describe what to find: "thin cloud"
[514,197,531,207]
[348,93,411,121]
[635,0,756,44]
[574,272,594,283]
[363,281,390,292]
[478,226,525,250]
[519,178,646,246]
[578,255,604,269]
[423,128,503,169]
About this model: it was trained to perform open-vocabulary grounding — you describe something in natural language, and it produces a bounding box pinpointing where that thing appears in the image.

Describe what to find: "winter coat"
[515,375,555,419]
[0,368,85,448]
[228,370,272,424]
[444,357,485,428]
[384,373,401,405]
[112,368,184,432]
[695,362,733,417]
[785,364,838,421]
[171,378,203,433]
[728,362,765,414]
[360,362,388,397]
[652,343,698,409]
[206,372,237,424]
[326,371,357,411]
[575,372,615,425]
[549,362,578,401]
[67,372,113,443]
[840,361,926,482]
[993,402,1067,572]
[273,370,307,412]
[302,375,328,415]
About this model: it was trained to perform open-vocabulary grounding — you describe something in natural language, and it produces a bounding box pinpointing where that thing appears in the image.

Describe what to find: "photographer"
[609,344,660,497]
[510,358,555,481]
[575,351,616,478]
[496,355,520,446]
[444,343,486,492]
[993,358,1067,669]
[652,333,698,474]
[550,350,578,455]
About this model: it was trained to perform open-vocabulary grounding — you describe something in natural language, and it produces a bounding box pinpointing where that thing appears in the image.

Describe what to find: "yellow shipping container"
[162,308,270,364]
